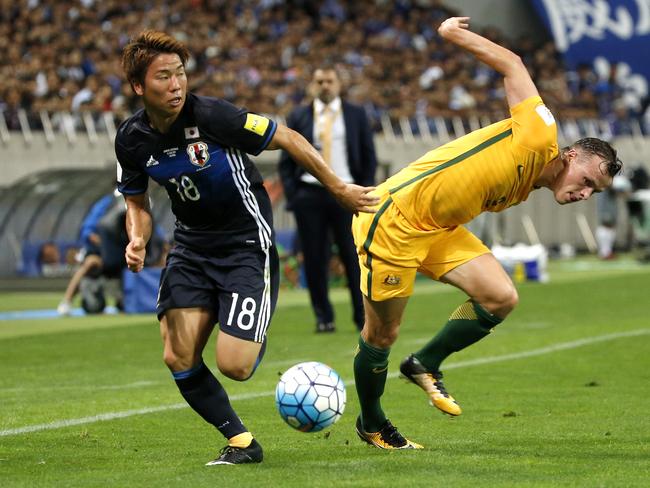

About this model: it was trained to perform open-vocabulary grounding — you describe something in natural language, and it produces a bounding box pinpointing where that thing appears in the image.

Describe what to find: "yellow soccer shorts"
[352,196,490,301]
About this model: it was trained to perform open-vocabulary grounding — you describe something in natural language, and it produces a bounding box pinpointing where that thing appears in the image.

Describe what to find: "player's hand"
[438,17,470,38]
[125,237,147,273]
[335,184,380,215]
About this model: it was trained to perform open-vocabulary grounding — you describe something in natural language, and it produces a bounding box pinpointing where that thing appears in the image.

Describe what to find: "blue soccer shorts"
[156,244,279,343]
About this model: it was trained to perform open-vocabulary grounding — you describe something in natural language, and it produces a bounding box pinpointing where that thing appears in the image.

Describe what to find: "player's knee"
[364,324,400,349]
[162,347,194,372]
[162,350,180,371]
[83,256,102,272]
[218,361,254,381]
[503,285,519,312]
[486,285,519,317]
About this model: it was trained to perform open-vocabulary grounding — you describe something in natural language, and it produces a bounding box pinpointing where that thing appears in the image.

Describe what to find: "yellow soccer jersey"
[384,96,558,229]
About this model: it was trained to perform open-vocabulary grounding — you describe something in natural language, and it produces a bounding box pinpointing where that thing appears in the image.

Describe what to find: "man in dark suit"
[279,65,378,333]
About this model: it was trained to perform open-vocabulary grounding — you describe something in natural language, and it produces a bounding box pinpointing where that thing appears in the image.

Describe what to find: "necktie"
[320,106,334,165]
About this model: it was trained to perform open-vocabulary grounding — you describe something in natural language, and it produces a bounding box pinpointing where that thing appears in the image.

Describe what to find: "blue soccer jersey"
[115,93,277,252]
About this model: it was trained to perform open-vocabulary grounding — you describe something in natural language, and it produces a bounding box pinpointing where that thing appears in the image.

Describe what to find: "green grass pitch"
[1,258,649,487]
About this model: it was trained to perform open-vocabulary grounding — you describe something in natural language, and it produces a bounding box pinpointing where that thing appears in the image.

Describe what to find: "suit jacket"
[278,100,377,209]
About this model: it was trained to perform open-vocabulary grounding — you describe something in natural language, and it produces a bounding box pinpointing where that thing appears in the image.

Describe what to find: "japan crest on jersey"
[186,141,210,167]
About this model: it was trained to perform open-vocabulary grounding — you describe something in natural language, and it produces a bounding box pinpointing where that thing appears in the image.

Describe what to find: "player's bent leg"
[403,254,517,415]
[161,308,261,465]
[213,245,278,381]
[440,253,519,318]
[216,331,264,381]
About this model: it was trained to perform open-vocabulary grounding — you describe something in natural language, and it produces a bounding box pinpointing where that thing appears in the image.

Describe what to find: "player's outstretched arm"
[268,124,379,214]
[124,193,152,273]
[438,16,539,108]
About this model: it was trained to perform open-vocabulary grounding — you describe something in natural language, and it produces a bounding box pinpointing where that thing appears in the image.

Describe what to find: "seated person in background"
[59,192,167,315]
[58,193,117,315]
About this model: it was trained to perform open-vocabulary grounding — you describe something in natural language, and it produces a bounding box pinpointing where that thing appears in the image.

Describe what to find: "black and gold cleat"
[355,416,423,449]
[399,354,462,416]
[206,439,263,465]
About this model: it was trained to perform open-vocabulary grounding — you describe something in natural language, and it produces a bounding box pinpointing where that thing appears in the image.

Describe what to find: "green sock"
[353,336,390,432]
[414,300,503,372]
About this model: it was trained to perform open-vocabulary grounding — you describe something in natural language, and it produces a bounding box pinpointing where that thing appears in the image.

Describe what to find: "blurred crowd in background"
[1,0,649,135]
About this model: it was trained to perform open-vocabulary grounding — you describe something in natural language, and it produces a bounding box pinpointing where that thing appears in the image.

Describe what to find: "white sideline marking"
[2,329,648,438]
[1,362,304,395]
[441,329,650,370]
[0,391,272,437]
[1,381,161,394]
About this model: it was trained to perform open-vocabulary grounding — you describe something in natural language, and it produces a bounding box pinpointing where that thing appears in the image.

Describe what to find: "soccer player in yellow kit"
[352,17,622,449]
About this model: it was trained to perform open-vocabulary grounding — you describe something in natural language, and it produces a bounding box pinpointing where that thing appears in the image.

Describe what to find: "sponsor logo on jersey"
[535,105,555,126]
[244,113,270,136]
[186,141,210,167]
[184,126,200,139]
[146,155,159,167]
[383,274,401,286]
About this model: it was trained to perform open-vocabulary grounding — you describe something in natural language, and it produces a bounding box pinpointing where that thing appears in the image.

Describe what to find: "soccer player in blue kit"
[115,31,379,466]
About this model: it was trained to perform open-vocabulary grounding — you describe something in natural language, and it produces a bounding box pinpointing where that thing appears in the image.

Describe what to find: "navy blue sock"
[173,361,246,439]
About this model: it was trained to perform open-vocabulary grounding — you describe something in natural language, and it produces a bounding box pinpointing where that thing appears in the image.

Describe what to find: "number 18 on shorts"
[156,245,279,343]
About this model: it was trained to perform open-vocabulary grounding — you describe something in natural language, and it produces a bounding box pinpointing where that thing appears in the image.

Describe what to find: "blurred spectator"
[595,175,632,260]
[567,62,598,99]
[626,166,650,260]
[38,241,61,272]
[607,99,636,136]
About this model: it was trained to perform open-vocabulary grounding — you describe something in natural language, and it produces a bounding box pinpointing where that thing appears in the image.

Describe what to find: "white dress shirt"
[301,97,353,185]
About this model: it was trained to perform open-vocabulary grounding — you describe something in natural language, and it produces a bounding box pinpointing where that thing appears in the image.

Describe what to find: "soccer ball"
[275,361,346,432]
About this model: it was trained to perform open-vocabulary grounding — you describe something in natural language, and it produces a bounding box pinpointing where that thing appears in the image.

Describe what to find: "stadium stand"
[0,0,647,136]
